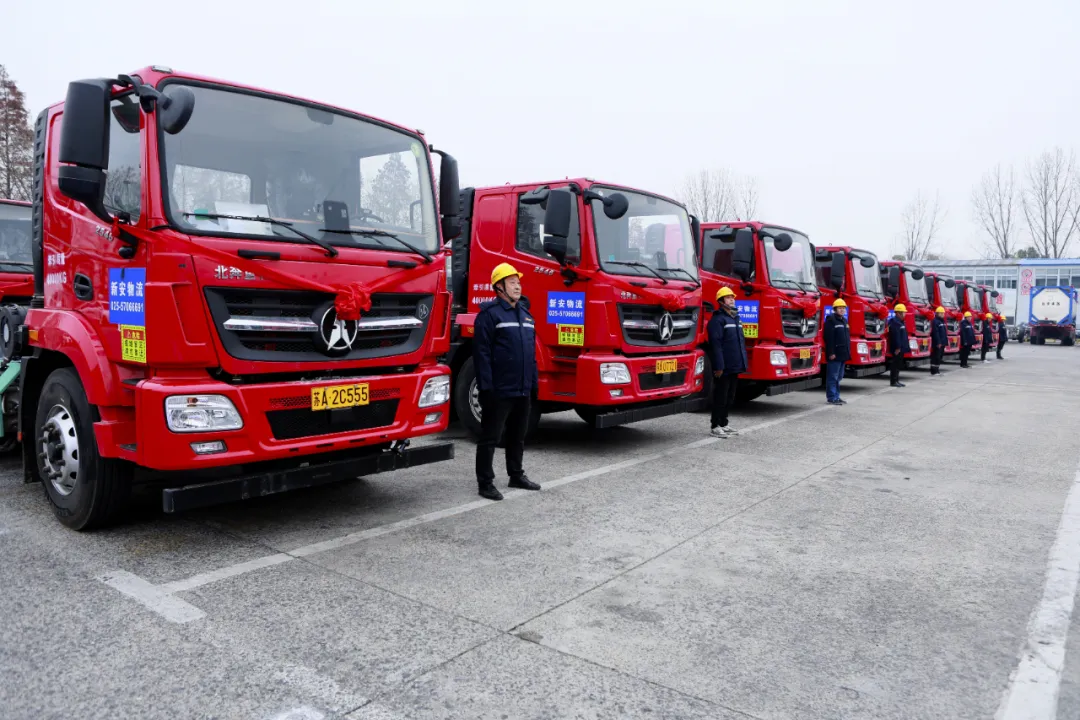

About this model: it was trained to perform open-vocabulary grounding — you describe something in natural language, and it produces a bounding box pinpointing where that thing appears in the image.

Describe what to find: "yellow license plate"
[311,383,370,411]
[874,343,882,350]
[656,359,678,374]
[799,349,811,359]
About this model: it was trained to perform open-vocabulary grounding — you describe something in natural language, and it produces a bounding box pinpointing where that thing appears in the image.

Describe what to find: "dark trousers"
[997,340,1005,358]
[930,345,944,373]
[980,343,988,361]
[959,346,971,367]
[825,360,844,402]
[476,393,530,486]
[890,354,902,384]
[710,374,738,428]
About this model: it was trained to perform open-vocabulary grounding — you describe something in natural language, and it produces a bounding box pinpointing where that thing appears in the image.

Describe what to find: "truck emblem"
[800,318,809,335]
[317,308,358,355]
[417,303,430,320]
[658,312,674,343]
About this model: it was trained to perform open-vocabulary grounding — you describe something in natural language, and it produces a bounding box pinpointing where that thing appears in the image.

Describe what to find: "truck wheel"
[36,368,131,530]
[735,385,765,404]
[575,407,600,427]
[453,358,483,440]
[0,435,18,454]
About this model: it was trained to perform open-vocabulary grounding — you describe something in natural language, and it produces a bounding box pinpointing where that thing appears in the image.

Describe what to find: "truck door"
[512,192,584,352]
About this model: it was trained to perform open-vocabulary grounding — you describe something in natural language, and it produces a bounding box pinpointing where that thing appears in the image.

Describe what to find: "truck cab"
[447,180,705,437]
[879,260,932,368]
[25,67,461,528]
[955,280,986,351]
[1027,286,1075,345]
[924,271,961,355]
[697,222,821,402]
[814,246,889,378]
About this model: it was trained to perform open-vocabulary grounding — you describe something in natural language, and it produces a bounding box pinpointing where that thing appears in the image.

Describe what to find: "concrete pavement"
[1,343,1079,719]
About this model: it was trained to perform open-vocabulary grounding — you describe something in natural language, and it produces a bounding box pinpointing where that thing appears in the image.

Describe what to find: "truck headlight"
[769,350,787,367]
[600,363,631,385]
[694,357,705,376]
[909,339,917,351]
[856,342,869,355]
[165,395,243,433]
[418,375,451,408]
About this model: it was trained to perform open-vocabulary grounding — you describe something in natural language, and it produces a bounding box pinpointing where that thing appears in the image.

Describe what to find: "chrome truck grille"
[865,316,885,337]
[947,319,959,333]
[618,304,697,347]
[914,317,930,334]
[780,308,818,339]
[205,288,433,362]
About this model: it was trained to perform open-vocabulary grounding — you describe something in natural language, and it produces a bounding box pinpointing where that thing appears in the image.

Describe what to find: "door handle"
[73,273,93,301]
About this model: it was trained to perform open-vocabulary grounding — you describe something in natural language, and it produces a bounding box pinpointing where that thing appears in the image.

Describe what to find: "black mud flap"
[591,397,708,429]
[161,441,455,514]
[845,363,888,378]
[764,375,822,396]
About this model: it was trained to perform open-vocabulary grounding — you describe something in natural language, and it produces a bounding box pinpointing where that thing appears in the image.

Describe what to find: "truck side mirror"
[437,152,461,240]
[991,290,1000,298]
[859,255,875,268]
[732,228,754,282]
[944,278,955,288]
[830,253,846,290]
[542,188,573,264]
[772,232,793,252]
[886,266,900,297]
[911,267,925,280]
[57,79,113,223]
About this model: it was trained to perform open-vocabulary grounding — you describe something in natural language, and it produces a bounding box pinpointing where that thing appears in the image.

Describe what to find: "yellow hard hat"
[491,262,522,287]
[963,311,972,318]
[894,303,907,313]
[935,306,945,314]
[832,298,847,308]
[985,312,993,320]
[716,286,735,301]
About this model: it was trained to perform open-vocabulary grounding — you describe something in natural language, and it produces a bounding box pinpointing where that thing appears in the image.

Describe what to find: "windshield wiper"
[604,261,668,284]
[182,212,338,257]
[657,267,700,287]
[0,261,33,270]
[320,227,433,264]
[771,278,803,290]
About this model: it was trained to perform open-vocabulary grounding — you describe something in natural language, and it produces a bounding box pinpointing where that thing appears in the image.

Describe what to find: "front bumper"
[850,338,886,366]
[570,349,704,406]
[589,396,708,429]
[119,365,451,471]
[746,342,821,384]
[160,441,455,513]
[845,362,887,378]
[903,336,932,360]
[946,335,960,354]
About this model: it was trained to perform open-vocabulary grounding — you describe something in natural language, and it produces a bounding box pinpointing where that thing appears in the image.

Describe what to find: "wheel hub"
[469,379,482,423]
[40,404,79,496]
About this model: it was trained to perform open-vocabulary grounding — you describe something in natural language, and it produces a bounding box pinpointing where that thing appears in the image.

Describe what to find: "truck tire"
[453,358,483,439]
[36,368,131,530]
[735,384,765,405]
[575,407,600,427]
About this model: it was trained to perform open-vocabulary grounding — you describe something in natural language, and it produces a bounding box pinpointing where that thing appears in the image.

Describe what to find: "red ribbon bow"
[334,285,372,321]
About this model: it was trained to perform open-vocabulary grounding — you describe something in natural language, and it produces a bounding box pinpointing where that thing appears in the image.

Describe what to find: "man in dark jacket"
[888,304,910,388]
[707,286,748,437]
[823,298,851,405]
[996,314,1008,359]
[930,306,948,376]
[473,263,541,501]
[980,312,995,363]
[959,311,976,368]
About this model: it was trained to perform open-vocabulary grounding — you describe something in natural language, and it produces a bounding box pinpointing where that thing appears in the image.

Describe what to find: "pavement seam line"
[995,454,1080,720]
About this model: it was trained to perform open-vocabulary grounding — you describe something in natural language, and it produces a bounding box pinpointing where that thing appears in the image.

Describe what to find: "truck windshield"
[966,286,980,310]
[851,252,883,299]
[905,269,929,304]
[0,202,32,270]
[938,279,959,308]
[591,188,698,281]
[160,84,439,253]
[763,228,816,291]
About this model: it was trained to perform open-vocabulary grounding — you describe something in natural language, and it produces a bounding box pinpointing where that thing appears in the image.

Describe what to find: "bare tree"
[971,164,1019,259]
[733,177,760,220]
[0,65,34,202]
[897,190,947,261]
[677,169,734,222]
[1021,148,1080,259]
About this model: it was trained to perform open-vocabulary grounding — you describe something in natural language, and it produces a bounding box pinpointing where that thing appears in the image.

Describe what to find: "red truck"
[22,66,461,529]
[696,222,821,402]
[447,180,705,436]
[923,271,961,357]
[814,246,889,377]
[955,280,996,352]
[879,260,932,368]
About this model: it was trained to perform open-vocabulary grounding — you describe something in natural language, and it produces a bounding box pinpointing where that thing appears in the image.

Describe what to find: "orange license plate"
[311,383,370,411]
[656,359,678,374]
[799,349,811,359]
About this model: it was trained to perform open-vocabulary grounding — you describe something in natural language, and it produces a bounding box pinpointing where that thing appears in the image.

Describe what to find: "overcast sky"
[6,0,1079,259]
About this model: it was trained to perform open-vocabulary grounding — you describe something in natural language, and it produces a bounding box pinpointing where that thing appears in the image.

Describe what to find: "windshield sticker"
[109,268,146,326]
[547,291,585,324]
[120,326,146,364]
[411,142,424,158]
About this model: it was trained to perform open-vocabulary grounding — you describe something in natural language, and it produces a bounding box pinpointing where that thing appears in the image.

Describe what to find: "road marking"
[996,459,1080,720]
[98,570,206,623]
[97,382,898,621]
[267,707,325,720]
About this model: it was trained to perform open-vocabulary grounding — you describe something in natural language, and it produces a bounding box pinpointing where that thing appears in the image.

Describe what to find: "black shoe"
[838,399,847,404]
[478,484,504,501]
[508,475,541,491]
